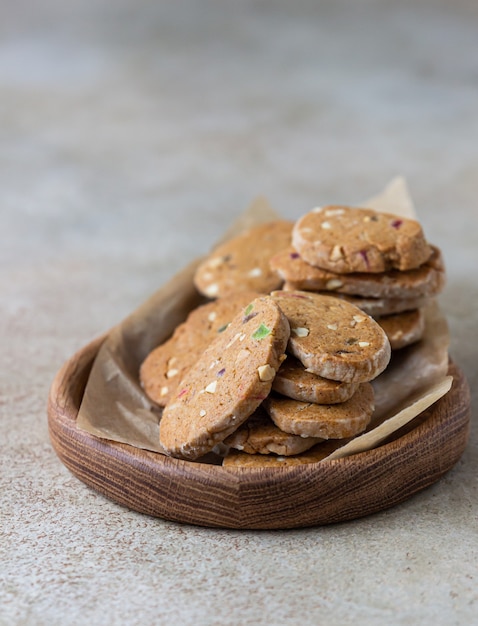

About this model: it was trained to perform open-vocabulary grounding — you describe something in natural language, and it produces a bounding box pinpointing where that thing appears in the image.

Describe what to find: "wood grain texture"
[48,338,471,529]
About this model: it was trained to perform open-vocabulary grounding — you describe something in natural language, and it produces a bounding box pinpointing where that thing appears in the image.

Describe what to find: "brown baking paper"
[77,179,451,462]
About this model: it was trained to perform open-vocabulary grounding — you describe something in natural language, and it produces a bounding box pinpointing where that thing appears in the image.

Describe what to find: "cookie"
[222,439,348,467]
[140,330,192,407]
[272,356,359,404]
[140,291,262,406]
[194,220,293,298]
[264,383,374,439]
[377,308,425,350]
[271,290,391,383]
[223,406,323,456]
[271,245,445,299]
[281,285,429,317]
[292,206,432,273]
[159,296,290,460]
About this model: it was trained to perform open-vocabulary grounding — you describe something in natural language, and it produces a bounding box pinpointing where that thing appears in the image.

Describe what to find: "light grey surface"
[1,1,477,624]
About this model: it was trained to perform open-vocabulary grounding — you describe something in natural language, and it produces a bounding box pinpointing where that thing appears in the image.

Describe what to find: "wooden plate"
[48,336,471,529]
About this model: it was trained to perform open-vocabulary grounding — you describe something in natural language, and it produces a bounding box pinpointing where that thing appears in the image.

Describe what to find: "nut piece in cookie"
[159,296,290,460]
[223,406,323,456]
[271,290,391,383]
[292,206,432,273]
[194,220,293,298]
[139,291,262,406]
[264,383,374,439]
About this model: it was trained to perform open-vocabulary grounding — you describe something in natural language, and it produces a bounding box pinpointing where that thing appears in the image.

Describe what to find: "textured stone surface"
[1,1,477,624]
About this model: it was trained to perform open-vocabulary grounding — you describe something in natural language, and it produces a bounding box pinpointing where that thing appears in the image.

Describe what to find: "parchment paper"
[77,179,451,461]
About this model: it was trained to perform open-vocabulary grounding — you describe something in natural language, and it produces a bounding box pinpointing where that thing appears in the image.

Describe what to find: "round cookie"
[292,206,432,273]
[271,290,391,383]
[324,292,429,317]
[271,245,445,299]
[222,439,348,467]
[223,406,323,456]
[140,329,193,406]
[194,220,293,298]
[281,286,429,317]
[377,308,425,350]
[159,296,290,460]
[140,291,261,406]
[264,383,374,439]
[272,356,359,404]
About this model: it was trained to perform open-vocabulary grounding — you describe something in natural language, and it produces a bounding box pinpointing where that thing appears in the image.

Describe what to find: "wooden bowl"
[48,336,471,529]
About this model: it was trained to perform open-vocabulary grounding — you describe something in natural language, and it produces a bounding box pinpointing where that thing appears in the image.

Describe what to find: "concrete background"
[1,1,477,624]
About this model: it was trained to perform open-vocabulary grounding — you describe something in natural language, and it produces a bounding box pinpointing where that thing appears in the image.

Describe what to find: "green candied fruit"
[252,323,271,340]
[244,303,254,316]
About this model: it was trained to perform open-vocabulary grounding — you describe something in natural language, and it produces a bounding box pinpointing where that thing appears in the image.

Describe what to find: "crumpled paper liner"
[77,178,451,462]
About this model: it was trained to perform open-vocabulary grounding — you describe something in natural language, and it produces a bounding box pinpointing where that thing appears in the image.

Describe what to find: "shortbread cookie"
[264,383,374,439]
[140,330,192,407]
[326,293,429,317]
[159,296,290,460]
[292,206,432,273]
[223,406,322,456]
[377,308,425,350]
[194,220,293,298]
[272,245,445,299]
[272,357,359,404]
[271,291,391,383]
[222,439,348,467]
[140,291,261,405]
[281,285,429,317]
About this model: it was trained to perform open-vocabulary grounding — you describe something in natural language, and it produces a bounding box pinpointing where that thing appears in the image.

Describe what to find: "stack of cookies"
[149,293,389,463]
[270,206,446,351]
[139,204,445,466]
[222,290,390,466]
